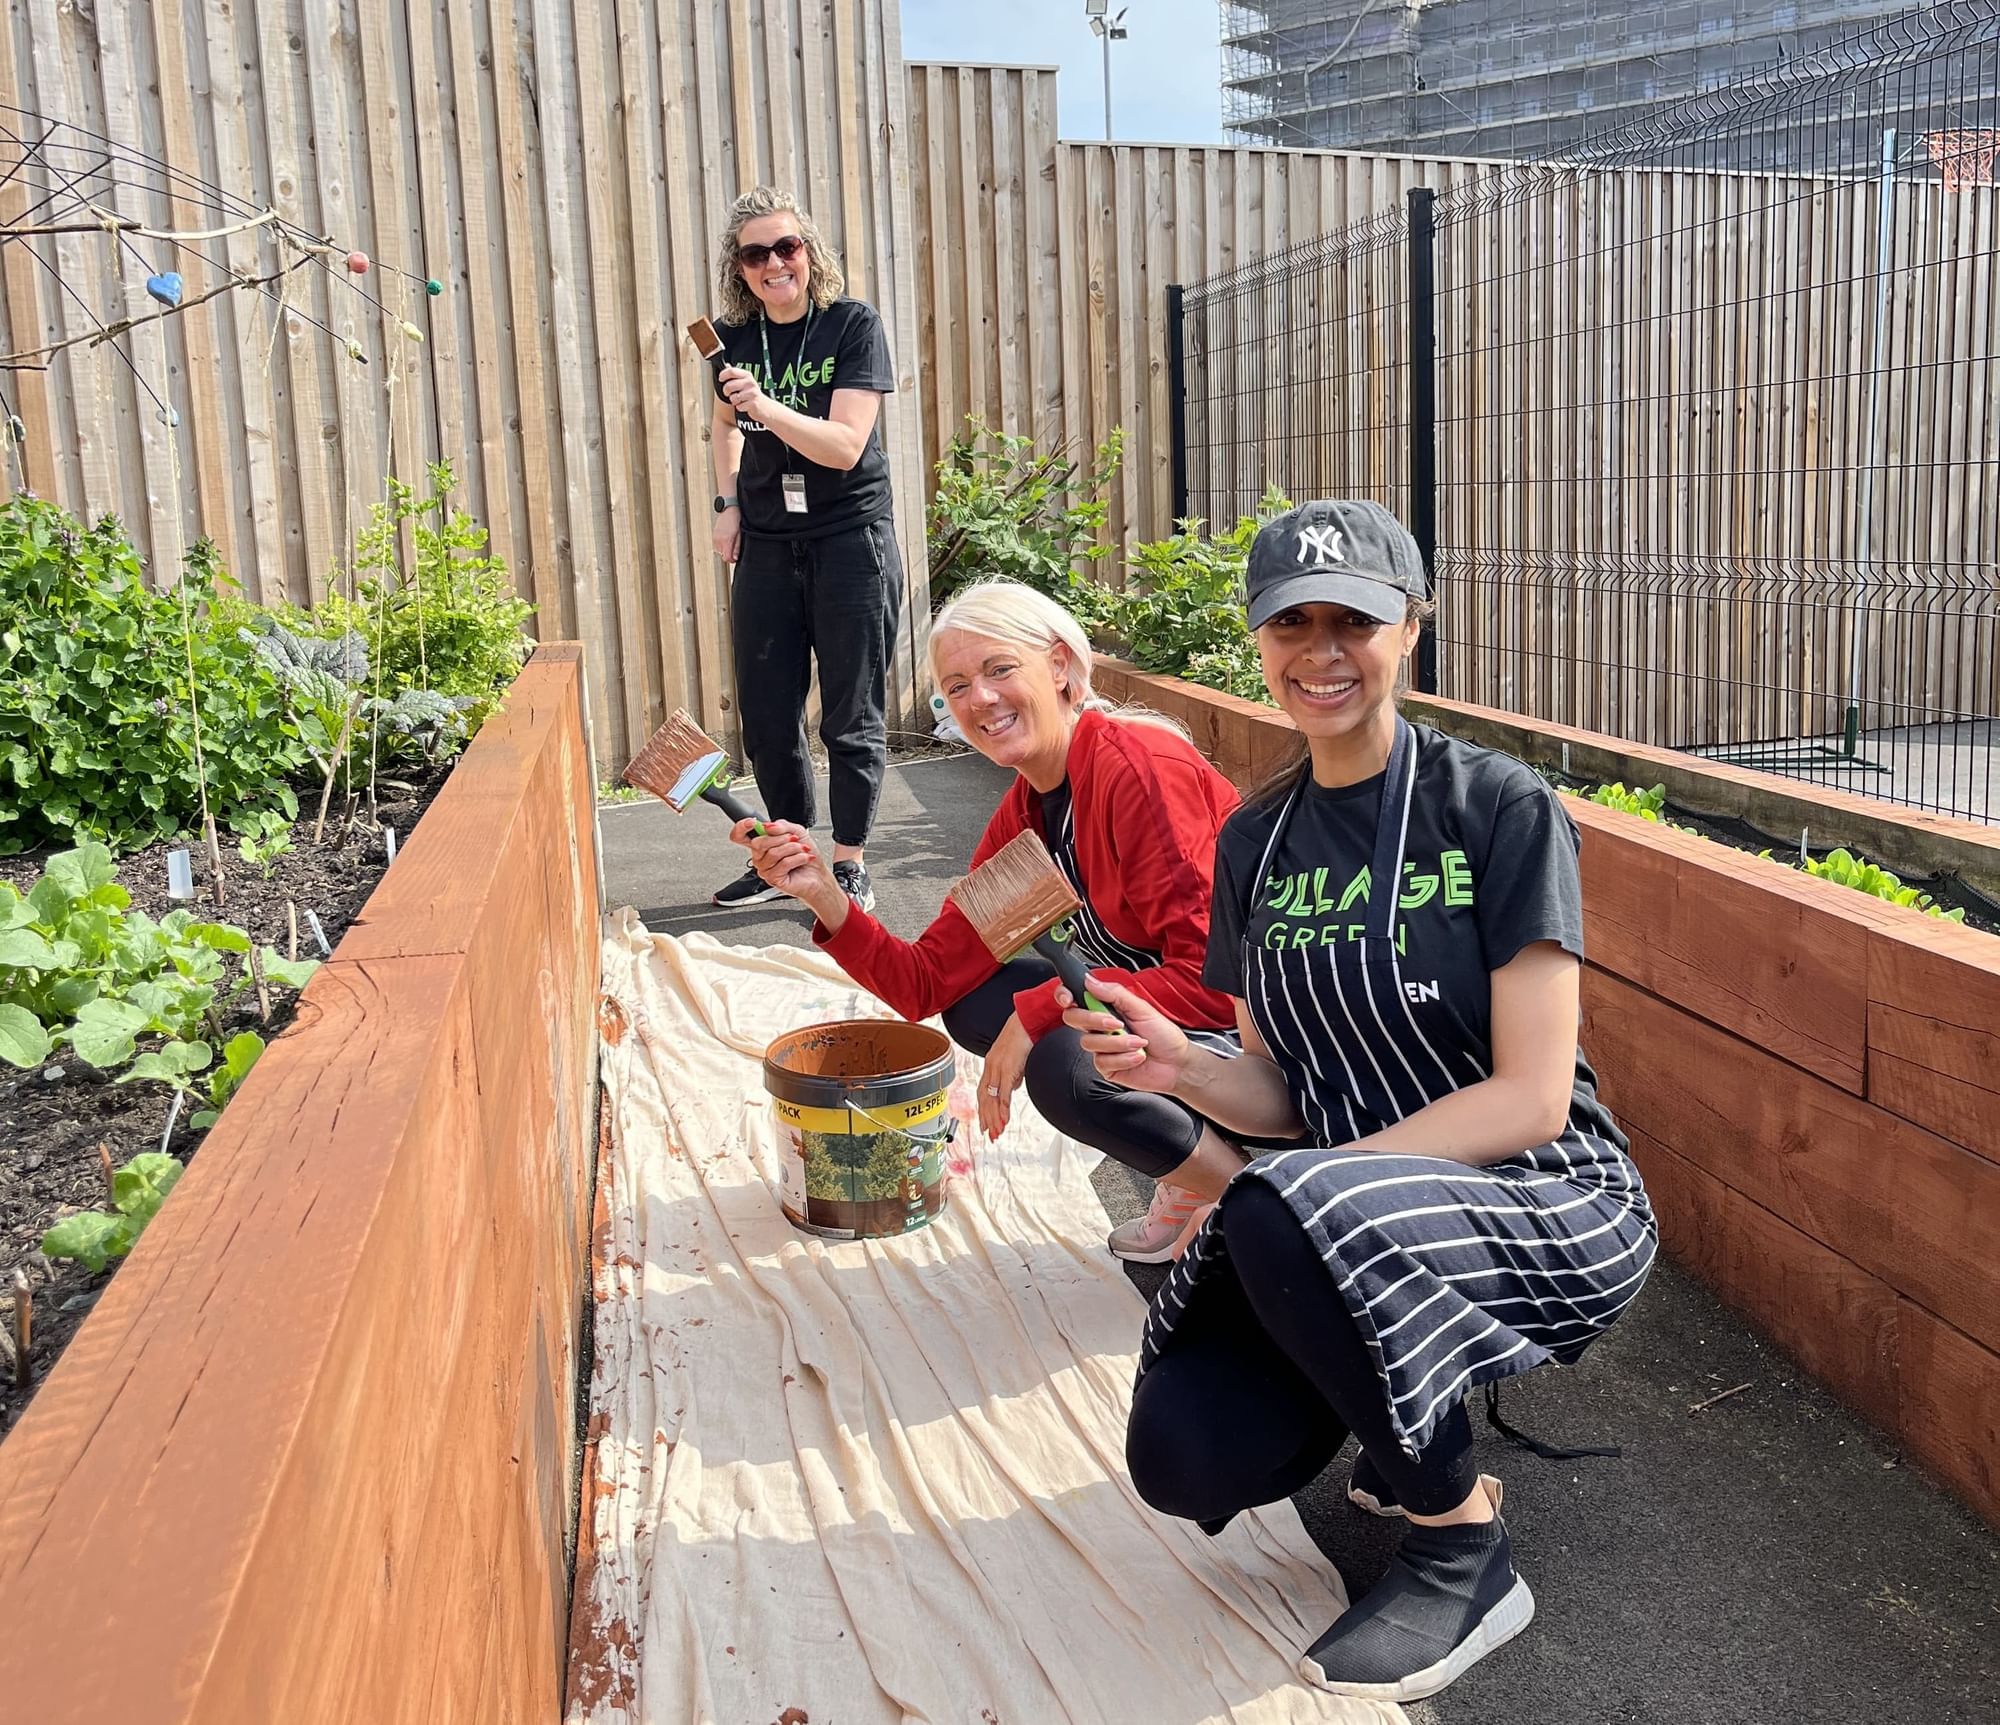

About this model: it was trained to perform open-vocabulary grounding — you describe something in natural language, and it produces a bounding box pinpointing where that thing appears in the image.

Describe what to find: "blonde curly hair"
[714,187,846,325]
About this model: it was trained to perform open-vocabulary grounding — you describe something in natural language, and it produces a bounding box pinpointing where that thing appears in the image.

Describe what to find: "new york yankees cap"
[1244,498,1428,630]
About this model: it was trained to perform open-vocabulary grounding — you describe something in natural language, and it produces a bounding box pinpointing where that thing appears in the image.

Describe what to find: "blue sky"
[900,0,1225,145]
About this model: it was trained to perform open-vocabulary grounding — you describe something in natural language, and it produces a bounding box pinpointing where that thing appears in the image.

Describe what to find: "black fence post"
[1407,186,1439,696]
[1166,282,1189,526]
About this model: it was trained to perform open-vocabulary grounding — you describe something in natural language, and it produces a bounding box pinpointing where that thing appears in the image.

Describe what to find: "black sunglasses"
[738,234,806,268]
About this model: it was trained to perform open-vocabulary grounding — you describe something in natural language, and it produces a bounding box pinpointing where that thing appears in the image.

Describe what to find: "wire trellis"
[1177,0,2000,822]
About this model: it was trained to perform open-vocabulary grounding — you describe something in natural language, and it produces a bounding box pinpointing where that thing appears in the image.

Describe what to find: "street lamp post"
[1085,0,1129,142]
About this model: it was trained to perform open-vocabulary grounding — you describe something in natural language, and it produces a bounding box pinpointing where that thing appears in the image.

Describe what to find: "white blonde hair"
[928,580,1186,737]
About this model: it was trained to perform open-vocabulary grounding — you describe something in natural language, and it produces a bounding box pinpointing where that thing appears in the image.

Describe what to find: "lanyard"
[757,304,813,477]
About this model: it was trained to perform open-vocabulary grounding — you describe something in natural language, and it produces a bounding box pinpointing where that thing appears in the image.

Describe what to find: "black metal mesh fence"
[1178,0,2000,821]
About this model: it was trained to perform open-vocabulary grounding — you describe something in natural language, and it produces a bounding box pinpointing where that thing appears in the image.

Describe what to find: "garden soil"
[0,763,452,1432]
[572,911,1401,1725]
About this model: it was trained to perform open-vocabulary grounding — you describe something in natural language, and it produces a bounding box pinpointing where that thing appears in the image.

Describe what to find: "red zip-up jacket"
[816,708,1241,1040]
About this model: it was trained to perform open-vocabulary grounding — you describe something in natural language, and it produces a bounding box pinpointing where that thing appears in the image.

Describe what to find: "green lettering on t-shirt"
[1400,861,1439,909]
[1442,848,1474,906]
[1337,865,1371,913]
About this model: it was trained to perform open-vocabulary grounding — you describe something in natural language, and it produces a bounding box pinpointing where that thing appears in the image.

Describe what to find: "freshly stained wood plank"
[1567,795,1869,1092]
[1863,926,2000,1159]
[0,650,597,1722]
[1894,1300,2000,1529]
[1582,968,2000,1357]
[1625,1127,1903,1435]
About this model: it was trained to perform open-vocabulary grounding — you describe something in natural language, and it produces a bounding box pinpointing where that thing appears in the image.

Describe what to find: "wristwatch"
[713,494,738,513]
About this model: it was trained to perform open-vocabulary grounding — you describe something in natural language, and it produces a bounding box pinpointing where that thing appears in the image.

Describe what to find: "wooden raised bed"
[1095,658,2000,1528]
[0,645,601,1722]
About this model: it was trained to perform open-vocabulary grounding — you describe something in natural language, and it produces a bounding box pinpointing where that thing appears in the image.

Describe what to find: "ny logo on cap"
[1297,524,1345,564]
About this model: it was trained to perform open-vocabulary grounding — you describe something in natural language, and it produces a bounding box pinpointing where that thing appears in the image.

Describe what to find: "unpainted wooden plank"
[487,0,567,641]
[571,0,656,755]
[200,0,289,603]
[615,0,694,728]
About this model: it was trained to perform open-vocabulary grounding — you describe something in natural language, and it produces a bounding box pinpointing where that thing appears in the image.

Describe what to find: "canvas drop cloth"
[569,910,1404,1725]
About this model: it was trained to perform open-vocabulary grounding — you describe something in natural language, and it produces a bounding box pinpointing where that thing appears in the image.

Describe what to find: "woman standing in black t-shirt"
[1064,500,1657,1704]
[707,186,902,914]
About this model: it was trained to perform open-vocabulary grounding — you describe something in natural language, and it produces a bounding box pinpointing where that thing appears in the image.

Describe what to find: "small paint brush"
[947,830,1123,1023]
[685,316,724,360]
[624,709,765,833]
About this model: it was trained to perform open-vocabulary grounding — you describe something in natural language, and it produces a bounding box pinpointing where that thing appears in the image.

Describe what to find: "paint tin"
[762,1019,956,1240]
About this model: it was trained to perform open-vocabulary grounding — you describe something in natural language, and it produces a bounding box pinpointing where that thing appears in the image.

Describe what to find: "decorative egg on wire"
[145,272,184,309]
[344,250,370,275]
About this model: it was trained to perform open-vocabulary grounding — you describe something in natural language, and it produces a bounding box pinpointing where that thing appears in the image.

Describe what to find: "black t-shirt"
[1206,725,1622,1142]
[712,296,897,538]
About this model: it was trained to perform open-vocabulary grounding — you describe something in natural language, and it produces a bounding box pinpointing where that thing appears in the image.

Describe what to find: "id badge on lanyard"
[782,472,809,514]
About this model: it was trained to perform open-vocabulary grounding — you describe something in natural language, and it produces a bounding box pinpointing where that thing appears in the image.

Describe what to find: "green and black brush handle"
[1032,922,1126,1027]
[702,781,765,836]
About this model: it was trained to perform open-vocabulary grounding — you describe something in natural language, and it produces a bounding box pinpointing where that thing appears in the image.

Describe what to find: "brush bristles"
[947,830,1081,961]
[625,709,727,810]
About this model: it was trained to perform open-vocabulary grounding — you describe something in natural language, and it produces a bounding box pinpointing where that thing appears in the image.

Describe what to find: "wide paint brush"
[685,316,725,360]
[947,829,1124,1024]
[624,709,765,833]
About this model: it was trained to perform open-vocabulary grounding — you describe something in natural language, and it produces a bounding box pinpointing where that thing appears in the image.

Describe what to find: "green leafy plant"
[117,1028,266,1129]
[926,420,1124,613]
[40,1150,185,1273]
[0,842,314,1069]
[1761,845,1967,921]
[0,499,313,853]
[238,815,295,877]
[317,461,533,734]
[1098,487,1292,703]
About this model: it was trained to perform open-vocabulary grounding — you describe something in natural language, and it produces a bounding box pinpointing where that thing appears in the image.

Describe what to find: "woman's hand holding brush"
[731,819,853,931]
[1059,975,1197,1097]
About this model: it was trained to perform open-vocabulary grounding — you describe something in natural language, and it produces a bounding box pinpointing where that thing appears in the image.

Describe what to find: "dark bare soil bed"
[0,765,453,1433]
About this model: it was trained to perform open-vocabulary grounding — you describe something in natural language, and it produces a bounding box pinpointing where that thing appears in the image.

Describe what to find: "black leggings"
[1126,1178,1478,1520]
[940,959,1206,1180]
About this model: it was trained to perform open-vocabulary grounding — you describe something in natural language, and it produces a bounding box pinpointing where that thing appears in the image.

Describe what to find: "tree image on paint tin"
[800,1128,924,1203]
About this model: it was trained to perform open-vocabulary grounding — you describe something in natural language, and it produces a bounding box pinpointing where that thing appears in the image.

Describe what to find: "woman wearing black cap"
[1063,498,1656,1703]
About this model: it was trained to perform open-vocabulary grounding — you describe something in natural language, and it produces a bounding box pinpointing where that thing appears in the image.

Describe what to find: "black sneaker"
[712,865,784,909]
[1298,1511,1534,1703]
[832,859,875,913]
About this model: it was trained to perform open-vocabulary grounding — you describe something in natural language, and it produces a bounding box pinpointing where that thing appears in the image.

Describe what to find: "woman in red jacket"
[735,579,1248,1261]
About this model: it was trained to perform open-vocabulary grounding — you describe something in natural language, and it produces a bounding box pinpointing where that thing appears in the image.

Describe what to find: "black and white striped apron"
[1137,719,1656,1456]
[1046,793,1240,1056]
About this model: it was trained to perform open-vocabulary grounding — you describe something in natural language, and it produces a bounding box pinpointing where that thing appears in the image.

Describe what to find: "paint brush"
[685,316,724,360]
[623,709,765,833]
[947,830,1123,1023]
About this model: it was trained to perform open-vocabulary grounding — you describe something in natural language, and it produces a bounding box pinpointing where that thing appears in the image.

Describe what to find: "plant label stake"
[204,815,227,909]
[1561,742,1571,777]
[383,824,397,862]
[1800,827,1810,865]
[305,909,332,957]
[97,1142,116,1207]
[287,900,300,964]
[246,944,272,1023]
[10,1268,29,1389]
[166,848,195,901]
[161,1088,184,1153]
